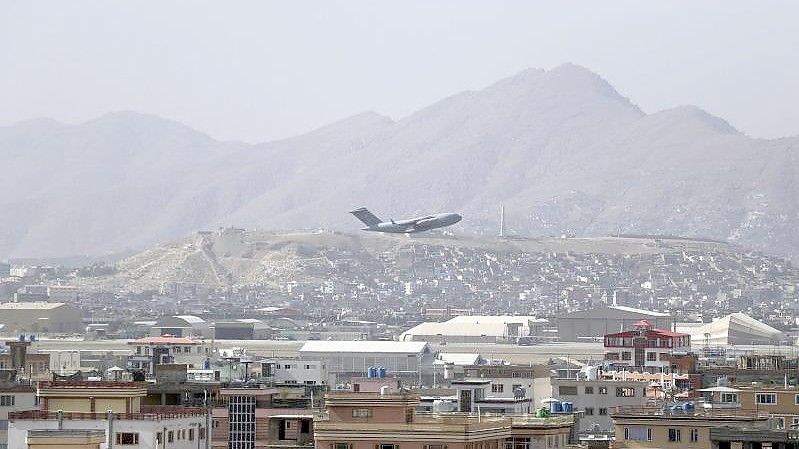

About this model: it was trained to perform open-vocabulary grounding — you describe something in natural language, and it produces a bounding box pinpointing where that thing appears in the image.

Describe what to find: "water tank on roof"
[443,362,455,380]
[562,402,573,413]
[550,400,562,414]
[378,367,386,378]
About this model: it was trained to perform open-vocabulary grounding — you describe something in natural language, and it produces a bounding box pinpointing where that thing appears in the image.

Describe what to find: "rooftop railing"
[611,406,769,420]
[9,407,207,421]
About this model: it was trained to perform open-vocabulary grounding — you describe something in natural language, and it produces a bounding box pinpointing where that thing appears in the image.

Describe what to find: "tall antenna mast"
[499,205,505,238]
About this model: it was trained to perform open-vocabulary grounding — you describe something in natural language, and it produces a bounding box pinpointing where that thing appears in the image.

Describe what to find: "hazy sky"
[1,1,797,143]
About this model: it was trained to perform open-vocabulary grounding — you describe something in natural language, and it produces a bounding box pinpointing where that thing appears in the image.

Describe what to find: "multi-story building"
[127,335,210,376]
[0,374,36,449]
[551,376,648,435]
[462,364,551,410]
[736,384,799,430]
[610,406,769,449]
[314,390,575,449]
[0,340,50,380]
[314,391,511,448]
[211,385,315,449]
[603,320,690,372]
[261,359,327,386]
[7,381,209,449]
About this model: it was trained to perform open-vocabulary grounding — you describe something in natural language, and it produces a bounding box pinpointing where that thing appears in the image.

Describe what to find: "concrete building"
[603,320,690,372]
[0,302,82,334]
[735,384,799,430]
[314,391,511,448]
[8,381,208,449]
[314,390,575,449]
[462,364,551,410]
[0,374,37,449]
[127,335,210,377]
[298,341,433,385]
[556,305,673,342]
[610,406,769,449]
[261,359,327,386]
[211,385,314,448]
[551,376,648,435]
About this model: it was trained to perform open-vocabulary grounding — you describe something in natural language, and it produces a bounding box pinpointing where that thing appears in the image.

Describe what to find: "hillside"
[3,64,799,258]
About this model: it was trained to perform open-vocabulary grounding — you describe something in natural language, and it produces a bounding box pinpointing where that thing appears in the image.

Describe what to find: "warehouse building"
[400,315,545,344]
[556,305,673,342]
[677,312,785,346]
[298,340,434,385]
[0,302,81,334]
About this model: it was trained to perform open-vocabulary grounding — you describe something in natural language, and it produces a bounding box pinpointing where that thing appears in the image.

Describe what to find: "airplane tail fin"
[349,207,382,227]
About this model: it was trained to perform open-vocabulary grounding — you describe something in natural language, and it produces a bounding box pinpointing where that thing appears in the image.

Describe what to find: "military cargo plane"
[350,208,462,233]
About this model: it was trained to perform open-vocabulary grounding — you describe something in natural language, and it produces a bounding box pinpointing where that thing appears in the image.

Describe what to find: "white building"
[261,358,327,386]
[0,380,37,449]
[7,381,208,449]
[677,312,786,346]
[298,341,433,385]
[400,315,544,344]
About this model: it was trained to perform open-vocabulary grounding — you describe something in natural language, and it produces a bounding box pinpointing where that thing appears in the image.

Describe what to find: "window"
[668,428,681,442]
[599,408,607,415]
[585,407,594,416]
[690,429,699,442]
[189,428,194,441]
[168,431,174,443]
[184,346,191,353]
[792,418,799,429]
[775,417,785,429]
[622,352,632,360]
[284,364,291,369]
[624,428,652,441]
[558,386,577,396]
[616,387,636,397]
[425,445,446,449]
[647,352,657,361]
[333,444,351,449]
[584,386,594,394]
[379,445,399,449]
[0,396,14,407]
[721,393,738,403]
[756,393,777,405]
[794,394,799,405]
[599,386,608,395]
[352,408,372,418]
[492,384,504,393]
[175,346,182,353]
[156,432,162,444]
[115,433,139,445]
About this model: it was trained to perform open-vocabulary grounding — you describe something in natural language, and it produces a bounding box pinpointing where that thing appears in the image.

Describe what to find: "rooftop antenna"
[499,205,505,238]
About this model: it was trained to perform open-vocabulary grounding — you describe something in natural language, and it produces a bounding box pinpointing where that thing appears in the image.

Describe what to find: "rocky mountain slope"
[2,64,799,258]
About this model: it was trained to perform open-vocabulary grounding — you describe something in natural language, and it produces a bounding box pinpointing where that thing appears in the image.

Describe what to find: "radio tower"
[499,205,505,238]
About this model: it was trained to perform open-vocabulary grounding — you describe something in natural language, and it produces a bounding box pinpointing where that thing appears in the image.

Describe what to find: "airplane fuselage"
[361,212,462,233]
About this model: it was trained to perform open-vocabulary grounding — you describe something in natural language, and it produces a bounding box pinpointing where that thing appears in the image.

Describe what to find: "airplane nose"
[453,214,462,223]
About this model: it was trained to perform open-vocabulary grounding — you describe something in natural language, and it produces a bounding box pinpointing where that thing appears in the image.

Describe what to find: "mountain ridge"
[3,64,799,258]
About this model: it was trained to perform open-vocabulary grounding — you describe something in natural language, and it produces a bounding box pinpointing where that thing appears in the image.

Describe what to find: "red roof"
[605,328,689,339]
